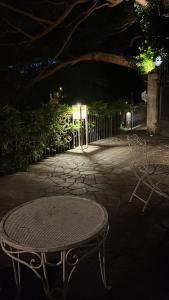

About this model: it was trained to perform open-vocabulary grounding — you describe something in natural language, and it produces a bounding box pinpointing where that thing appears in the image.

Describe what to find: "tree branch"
[26,1,109,84]
[129,35,142,47]
[107,0,124,5]
[109,14,136,35]
[27,0,91,46]
[0,1,54,25]
[55,1,109,59]
[0,0,132,47]
[27,52,133,88]
[3,18,33,40]
[135,0,148,6]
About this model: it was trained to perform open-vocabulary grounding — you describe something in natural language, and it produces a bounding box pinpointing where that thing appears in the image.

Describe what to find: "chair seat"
[138,163,169,175]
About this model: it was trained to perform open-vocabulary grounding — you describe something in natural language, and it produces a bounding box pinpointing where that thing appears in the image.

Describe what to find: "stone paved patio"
[1,132,169,299]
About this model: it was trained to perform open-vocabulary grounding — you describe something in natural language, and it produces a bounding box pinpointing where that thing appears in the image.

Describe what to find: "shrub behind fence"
[0,105,121,174]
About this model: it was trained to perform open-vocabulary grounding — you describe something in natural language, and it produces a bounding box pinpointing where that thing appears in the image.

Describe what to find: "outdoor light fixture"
[72,104,88,149]
[126,111,133,130]
[126,112,131,123]
[154,55,163,67]
[72,104,87,120]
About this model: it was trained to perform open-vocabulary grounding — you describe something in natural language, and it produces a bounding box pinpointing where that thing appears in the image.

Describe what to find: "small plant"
[136,44,155,74]
[135,42,168,74]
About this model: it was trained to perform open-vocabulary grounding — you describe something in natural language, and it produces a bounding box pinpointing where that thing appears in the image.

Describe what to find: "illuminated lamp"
[154,55,163,67]
[72,104,87,120]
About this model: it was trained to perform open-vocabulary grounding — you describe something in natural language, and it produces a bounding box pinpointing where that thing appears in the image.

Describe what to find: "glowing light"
[126,112,131,123]
[154,55,163,67]
[72,104,87,119]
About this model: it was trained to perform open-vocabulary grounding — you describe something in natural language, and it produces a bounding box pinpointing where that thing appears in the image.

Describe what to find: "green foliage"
[87,100,129,133]
[0,98,128,174]
[135,41,168,74]
[88,100,130,116]
[134,0,160,32]
[135,44,155,74]
[0,102,73,174]
[134,0,169,73]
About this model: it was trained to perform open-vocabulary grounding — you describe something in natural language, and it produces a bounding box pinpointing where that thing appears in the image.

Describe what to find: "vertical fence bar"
[89,114,91,143]
[110,116,112,137]
[44,110,122,159]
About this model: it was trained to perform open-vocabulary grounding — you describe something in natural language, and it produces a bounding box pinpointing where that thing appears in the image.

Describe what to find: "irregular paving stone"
[45,186,63,193]
[48,178,65,184]
[94,167,103,172]
[33,175,51,182]
[85,186,100,192]
[84,177,95,185]
[111,169,123,174]
[77,166,94,171]
[95,174,103,178]
[69,183,87,189]
[53,167,64,173]
[63,169,72,174]
[80,171,98,175]
[30,165,54,172]
[106,173,118,180]
[70,188,87,195]
[53,188,70,195]
[75,178,84,183]
[91,183,110,190]
[95,176,108,184]
[66,178,75,183]
[65,164,77,169]
[36,172,53,176]
[70,171,80,176]
[58,182,73,188]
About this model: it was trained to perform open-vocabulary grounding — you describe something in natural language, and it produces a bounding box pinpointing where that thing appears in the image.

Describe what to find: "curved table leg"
[11,249,21,299]
[97,225,111,290]
[1,242,50,299]
[1,224,111,300]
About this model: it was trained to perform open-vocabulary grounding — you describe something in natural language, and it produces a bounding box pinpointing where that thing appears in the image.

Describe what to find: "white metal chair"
[127,134,169,212]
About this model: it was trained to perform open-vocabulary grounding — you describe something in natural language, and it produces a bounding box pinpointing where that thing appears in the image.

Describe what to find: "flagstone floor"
[1,132,169,299]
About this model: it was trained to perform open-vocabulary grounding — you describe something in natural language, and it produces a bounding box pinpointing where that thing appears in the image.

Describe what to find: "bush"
[0,102,73,174]
[88,100,130,116]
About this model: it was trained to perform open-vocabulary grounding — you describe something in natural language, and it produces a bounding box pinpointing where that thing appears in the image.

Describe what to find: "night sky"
[0,0,168,106]
[53,61,145,105]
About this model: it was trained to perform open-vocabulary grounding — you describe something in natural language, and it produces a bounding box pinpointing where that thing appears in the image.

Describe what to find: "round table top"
[0,196,108,252]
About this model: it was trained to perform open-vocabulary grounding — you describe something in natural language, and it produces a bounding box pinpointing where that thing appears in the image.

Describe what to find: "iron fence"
[45,113,121,156]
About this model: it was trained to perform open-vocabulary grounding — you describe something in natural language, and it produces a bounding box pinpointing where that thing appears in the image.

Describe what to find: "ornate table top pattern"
[0,196,108,252]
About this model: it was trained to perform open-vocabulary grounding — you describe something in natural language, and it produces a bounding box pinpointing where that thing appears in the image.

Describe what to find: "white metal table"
[0,196,110,299]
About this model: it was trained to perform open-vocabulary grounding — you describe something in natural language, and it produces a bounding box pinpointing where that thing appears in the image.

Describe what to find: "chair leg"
[129,177,142,203]
[130,175,155,212]
[142,188,154,212]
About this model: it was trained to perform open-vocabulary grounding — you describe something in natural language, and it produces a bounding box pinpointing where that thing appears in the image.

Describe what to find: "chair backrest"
[127,134,169,169]
[127,134,149,169]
